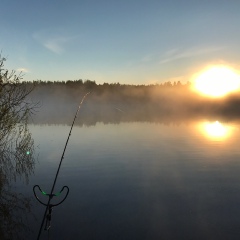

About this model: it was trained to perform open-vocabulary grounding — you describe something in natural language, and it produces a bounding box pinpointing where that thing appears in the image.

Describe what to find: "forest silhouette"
[24,79,240,125]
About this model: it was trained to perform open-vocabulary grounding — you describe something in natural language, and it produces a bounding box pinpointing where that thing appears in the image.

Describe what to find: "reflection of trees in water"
[0,130,35,240]
[0,124,35,182]
[0,173,32,240]
[0,56,36,239]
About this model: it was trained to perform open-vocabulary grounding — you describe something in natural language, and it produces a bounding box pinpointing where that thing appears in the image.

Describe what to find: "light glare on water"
[196,120,236,141]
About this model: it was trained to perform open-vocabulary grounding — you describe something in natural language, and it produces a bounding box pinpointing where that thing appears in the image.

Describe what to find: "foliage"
[0,56,36,181]
[0,55,36,239]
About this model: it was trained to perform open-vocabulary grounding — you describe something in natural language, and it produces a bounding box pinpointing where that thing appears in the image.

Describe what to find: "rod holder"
[33,185,69,230]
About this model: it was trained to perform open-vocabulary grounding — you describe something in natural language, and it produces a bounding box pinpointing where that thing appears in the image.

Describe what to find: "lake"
[14,120,240,239]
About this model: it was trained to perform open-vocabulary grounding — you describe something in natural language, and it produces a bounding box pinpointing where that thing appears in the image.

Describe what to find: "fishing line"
[34,92,90,240]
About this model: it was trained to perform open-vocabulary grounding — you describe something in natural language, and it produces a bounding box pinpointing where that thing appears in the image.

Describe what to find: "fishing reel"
[33,185,69,230]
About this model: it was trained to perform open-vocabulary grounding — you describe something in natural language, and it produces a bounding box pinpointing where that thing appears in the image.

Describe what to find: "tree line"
[22,79,191,93]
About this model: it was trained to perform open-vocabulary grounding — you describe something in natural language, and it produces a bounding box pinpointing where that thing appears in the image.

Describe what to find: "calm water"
[16,121,240,239]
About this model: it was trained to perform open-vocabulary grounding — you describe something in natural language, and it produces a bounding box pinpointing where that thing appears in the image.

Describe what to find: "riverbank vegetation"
[0,56,36,239]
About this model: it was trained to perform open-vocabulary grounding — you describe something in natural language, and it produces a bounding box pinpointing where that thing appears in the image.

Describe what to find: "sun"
[192,66,240,97]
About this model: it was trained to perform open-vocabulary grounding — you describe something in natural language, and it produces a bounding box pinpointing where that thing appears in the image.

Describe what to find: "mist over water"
[15,82,240,239]
[29,81,240,126]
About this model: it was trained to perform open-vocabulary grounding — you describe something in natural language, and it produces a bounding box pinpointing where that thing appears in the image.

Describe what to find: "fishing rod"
[33,92,90,240]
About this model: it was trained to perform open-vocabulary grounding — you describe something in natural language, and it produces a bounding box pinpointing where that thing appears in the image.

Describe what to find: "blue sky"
[1,0,240,84]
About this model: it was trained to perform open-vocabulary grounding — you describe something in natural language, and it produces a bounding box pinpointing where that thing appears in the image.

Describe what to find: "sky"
[1,0,240,85]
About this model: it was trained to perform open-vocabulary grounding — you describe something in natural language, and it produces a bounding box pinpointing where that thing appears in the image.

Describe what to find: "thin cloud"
[140,48,178,63]
[43,37,68,54]
[141,54,153,63]
[159,46,224,64]
[33,30,75,54]
[17,68,29,73]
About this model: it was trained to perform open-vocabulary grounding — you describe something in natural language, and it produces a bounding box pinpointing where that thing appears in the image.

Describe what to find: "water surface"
[19,121,240,239]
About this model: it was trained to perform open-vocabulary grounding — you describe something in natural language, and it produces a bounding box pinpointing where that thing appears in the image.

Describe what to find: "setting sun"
[193,66,240,97]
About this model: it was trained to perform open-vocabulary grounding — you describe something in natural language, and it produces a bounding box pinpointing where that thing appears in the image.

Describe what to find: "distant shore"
[23,80,240,125]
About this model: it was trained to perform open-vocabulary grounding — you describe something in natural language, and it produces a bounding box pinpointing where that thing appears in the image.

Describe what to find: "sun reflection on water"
[197,121,234,141]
